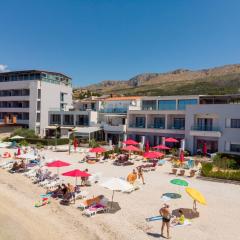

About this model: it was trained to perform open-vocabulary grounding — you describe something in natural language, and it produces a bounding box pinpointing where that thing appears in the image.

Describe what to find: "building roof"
[104,96,141,101]
[0,70,71,79]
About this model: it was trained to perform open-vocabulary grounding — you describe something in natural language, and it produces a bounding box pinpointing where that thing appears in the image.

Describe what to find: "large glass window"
[50,114,61,124]
[142,100,157,110]
[135,117,145,128]
[231,119,240,128]
[178,99,198,110]
[197,118,213,131]
[153,117,165,129]
[230,144,240,152]
[158,100,176,110]
[173,118,185,129]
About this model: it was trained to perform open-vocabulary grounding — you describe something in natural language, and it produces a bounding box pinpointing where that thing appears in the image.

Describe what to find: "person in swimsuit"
[159,204,171,239]
[137,167,145,184]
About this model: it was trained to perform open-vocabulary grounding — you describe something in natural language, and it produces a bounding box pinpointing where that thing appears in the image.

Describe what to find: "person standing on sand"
[137,167,145,184]
[159,204,172,239]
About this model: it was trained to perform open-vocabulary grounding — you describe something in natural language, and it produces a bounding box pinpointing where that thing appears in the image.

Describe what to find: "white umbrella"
[10,135,25,140]
[100,178,133,208]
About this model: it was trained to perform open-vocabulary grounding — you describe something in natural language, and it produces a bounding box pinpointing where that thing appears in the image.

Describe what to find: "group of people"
[127,167,145,185]
[159,204,186,239]
[47,183,78,204]
[11,160,26,172]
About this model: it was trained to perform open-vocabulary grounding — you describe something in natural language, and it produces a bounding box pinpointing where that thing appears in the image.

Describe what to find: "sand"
[0,147,239,240]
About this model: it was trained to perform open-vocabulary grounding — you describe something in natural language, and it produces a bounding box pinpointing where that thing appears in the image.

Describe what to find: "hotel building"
[0,70,72,137]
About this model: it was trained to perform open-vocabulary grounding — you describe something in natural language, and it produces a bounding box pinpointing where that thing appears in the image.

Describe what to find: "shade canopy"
[143,151,164,159]
[46,160,71,168]
[89,147,106,153]
[153,144,171,150]
[122,139,139,145]
[162,192,181,199]
[186,187,207,205]
[170,178,188,186]
[165,137,179,143]
[122,145,140,152]
[100,178,133,192]
[62,169,91,177]
[10,135,25,140]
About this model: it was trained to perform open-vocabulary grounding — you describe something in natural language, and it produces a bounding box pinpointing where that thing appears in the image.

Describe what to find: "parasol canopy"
[143,151,164,159]
[170,178,188,186]
[186,187,207,205]
[165,137,179,143]
[122,139,139,145]
[89,147,106,153]
[153,144,171,150]
[122,145,140,152]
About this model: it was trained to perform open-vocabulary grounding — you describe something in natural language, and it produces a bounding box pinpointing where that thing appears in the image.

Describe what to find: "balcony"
[103,124,126,132]
[100,108,128,114]
[128,123,145,129]
[147,124,165,129]
[190,125,221,137]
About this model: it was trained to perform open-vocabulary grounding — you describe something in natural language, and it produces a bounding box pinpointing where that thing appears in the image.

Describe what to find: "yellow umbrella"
[186,187,207,205]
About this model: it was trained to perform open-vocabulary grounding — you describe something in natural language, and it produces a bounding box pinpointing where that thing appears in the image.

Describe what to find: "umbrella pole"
[111,190,115,209]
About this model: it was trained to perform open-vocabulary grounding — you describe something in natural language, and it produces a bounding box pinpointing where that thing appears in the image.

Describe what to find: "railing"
[147,124,165,129]
[142,106,157,111]
[128,123,145,128]
[100,108,128,113]
[191,125,220,131]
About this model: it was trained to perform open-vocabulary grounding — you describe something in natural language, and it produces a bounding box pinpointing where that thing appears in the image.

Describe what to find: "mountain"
[74,64,240,97]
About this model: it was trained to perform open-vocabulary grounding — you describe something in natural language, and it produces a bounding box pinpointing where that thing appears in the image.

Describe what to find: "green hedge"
[25,138,69,146]
[201,162,240,181]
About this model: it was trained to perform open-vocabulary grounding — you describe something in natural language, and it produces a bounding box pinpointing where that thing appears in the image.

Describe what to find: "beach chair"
[82,203,109,217]
[189,169,197,177]
[178,169,185,176]
[77,195,103,210]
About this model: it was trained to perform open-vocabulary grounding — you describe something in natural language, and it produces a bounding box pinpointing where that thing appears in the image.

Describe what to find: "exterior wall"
[39,81,72,136]
[185,104,240,154]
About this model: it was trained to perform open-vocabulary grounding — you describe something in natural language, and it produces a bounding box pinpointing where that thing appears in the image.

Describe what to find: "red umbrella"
[145,140,150,152]
[180,150,185,163]
[153,144,171,150]
[122,139,139,145]
[17,147,21,156]
[165,137,179,143]
[46,160,71,176]
[143,151,164,159]
[122,145,141,152]
[62,169,91,185]
[203,142,207,156]
[89,147,106,153]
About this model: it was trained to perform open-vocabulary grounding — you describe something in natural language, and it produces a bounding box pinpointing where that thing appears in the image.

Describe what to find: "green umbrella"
[162,192,181,199]
[170,179,188,186]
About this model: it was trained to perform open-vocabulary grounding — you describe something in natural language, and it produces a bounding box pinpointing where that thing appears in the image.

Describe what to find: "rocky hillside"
[74,64,240,97]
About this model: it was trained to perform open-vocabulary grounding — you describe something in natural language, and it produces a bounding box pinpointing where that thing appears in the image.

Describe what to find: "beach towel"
[171,219,191,227]
[145,215,163,222]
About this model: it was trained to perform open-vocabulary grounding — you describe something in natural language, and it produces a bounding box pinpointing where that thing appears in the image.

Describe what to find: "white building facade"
[0,70,72,137]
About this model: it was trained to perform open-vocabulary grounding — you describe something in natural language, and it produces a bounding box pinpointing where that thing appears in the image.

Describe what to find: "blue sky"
[0,0,240,86]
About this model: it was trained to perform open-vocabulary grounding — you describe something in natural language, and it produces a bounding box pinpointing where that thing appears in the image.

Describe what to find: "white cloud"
[0,64,9,72]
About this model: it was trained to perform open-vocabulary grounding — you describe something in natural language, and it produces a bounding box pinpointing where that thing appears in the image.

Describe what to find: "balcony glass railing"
[100,108,128,113]
[147,124,165,129]
[191,125,220,131]
[129,123,145,128]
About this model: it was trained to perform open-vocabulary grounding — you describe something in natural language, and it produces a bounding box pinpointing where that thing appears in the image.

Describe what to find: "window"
[173,118,185,129]
[230,144,240,152]
[135,117,145,128]
[142,100,157,110]
[38,89,41,99]
[37,101,41,111]
[178,99,198,110]
[60,103,65,110]
[154,117,165,128]
[158,100,176,110]
[36,113,40,122]
[197,118,213,131]
[50,114,61,124]
[231,119,240,128]
[60,92,64,101]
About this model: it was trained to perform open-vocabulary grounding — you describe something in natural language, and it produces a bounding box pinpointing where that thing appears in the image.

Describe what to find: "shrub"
[201,162,213,176]
[19,139,29,146]
[213,153,239,170]
[36,142,44,149]
[89,139,100,148]
[11,128,39,139]
[24,138,69,146]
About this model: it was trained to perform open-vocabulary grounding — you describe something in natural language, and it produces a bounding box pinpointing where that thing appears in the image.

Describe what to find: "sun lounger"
[170,168,177,175]
[189,169,197,177]
[77,195,103,210]
[82,203,109,217]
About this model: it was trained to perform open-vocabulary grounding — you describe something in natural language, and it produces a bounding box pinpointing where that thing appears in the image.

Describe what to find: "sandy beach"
[0,147,239,240]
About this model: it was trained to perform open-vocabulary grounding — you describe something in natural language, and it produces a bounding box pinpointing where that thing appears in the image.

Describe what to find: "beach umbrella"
[89,147,106,153]
[153,144,171,150]
[143,151,164,159]
[165,137,179,143]
[62,169,91,185]
[10,135,25,140]
[186,187,207,211]
[122,145,140,152]
[18,153,36,160]
[170,178,188,186]
[145,140,150,152]
[100,178,133,208]
[180,150,185,163]
[46,160,71,176]
[162,192,181,200]
[122,139,139,145]
[202,142,207,156]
